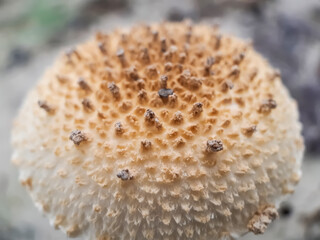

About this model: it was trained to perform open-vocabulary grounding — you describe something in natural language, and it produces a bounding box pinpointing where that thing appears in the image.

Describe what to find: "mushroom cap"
[11,22,304,240]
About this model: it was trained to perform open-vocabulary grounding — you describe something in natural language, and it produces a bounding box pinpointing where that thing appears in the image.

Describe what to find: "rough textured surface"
[11,22,304,240]
[247,205,278,234]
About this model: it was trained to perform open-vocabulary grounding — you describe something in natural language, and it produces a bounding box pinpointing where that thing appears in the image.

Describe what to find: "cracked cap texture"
[11,22,304,240]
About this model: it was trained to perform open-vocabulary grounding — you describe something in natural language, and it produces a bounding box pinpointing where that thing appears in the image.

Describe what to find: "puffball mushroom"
[11,22,304,240]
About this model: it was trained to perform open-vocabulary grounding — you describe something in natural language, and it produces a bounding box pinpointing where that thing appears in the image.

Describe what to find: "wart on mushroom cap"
[69,130,87,145]
[77,77,91,92]
[191,102,203,117]
[258,99,277,113]
[117,169,133,181]
[206,140,223,153]
[12,22,304,240]
[38,100,55,114]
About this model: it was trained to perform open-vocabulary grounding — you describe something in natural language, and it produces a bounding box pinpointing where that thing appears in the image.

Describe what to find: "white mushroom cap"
[11,22,304,240]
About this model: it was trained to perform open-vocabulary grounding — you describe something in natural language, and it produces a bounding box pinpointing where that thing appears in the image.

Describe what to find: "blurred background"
[0,0,319,239]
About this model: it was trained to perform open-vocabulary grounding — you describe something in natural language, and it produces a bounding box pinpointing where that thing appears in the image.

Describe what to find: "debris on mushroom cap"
[158,88,174,99]
[11,22,304,240]
[206,139,223,153]
[69,130,87,145]
[117,169,133,181]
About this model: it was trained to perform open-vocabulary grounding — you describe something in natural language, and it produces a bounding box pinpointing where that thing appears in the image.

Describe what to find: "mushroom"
[11,22,304,240]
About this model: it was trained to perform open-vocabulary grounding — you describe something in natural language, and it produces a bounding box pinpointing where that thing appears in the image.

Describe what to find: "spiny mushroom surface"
[11,22,304,240]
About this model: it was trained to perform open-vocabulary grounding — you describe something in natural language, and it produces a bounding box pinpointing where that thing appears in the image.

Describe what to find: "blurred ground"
[0,0,320,239]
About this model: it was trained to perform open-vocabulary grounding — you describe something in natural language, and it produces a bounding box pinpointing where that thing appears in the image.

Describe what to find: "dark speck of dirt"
[158,88,174,98]
[279,202,293,218]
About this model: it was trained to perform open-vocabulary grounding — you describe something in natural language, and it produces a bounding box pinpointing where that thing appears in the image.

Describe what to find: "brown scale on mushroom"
[38,100,55,114]
[125,66,139,81]
[77,77,91,92]
[119,101,132,112]
[136,79,145,90]
[116,48,127,67]
[229,65,240,77]
[12,22,304,240]
[154,118,163,130]
[247,205,278,234]
[160,37,167,53]
[95,31,108,42]
[117,169,133,181]
[171,111,183,124]
[233,52,245,65]
[140,47,150,64]
[144,108,162,130]
[242,125,257,137]
[173,136,186,148]
[164,62,173,72]
[65,47,81,62]
[146,65,158,78]
[204,56,215,76]
[81,98,94,112]
[258,99,277,113]
[188,77,202,90]
[215,34,222,50]
[179,52,187,63]
[144,109,156,124]
[174,63,183,74]
[177,69,202,91]
[69,130,87,145]
[221,80,234,92]
[191,102,203,117]
[138,90,148,103]
[56,74,69,84]
[168,93,178,107]
[141,139,152,151]
[98,42,107,55]
[160,75,168,89]
[114,122,124,135]
[108,82,121,100]
[206,140,223,153]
